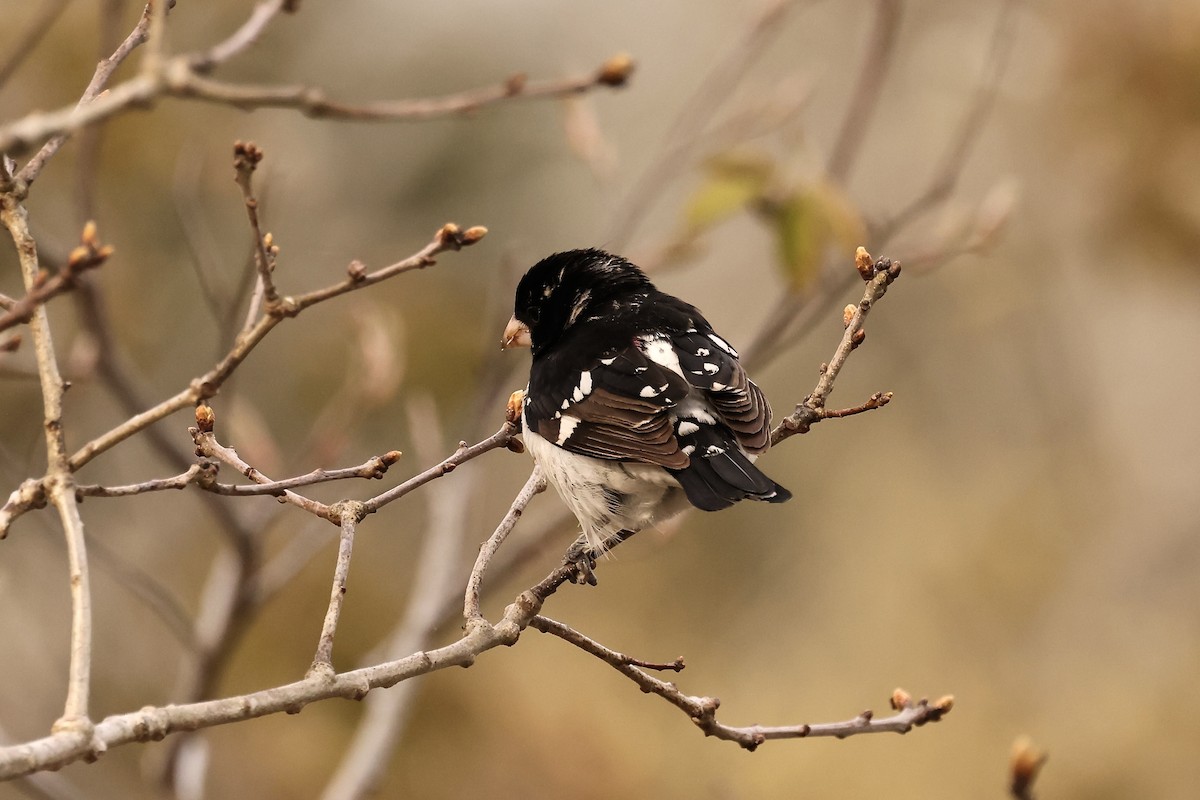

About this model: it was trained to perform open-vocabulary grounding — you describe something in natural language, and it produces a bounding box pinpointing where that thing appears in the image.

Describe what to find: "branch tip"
[597,53,636,87]
[194,404,215,433]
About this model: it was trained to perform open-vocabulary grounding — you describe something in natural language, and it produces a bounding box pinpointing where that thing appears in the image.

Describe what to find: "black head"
[509,249,653,355]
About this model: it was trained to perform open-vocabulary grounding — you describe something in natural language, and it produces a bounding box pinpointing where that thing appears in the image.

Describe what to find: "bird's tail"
[669,428,791,511]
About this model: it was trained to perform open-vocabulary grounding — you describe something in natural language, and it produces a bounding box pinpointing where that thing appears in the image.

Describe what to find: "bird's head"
[503,249,653,356]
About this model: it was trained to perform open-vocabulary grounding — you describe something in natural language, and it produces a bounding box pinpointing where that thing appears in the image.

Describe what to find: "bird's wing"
[669,329,771,453]
[524,343,691,468]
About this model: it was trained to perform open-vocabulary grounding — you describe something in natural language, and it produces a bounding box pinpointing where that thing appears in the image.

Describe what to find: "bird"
[502,249,791,574]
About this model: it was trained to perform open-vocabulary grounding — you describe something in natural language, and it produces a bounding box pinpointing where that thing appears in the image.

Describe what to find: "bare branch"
[15,5,152,186]
[188,0,290,74]
[0,51,634,163]
[75,465,207,498]
[772,248,901,445]
[1,185,93,728]
[464,467,547,622]
[311,506,366,674]
[202,452,402,497]
[873,0,1018,240]
[60,221,483,478]
[0,221,114,334]
[531,615,953,749]
[231,140,279,328]
[360,421,517,515]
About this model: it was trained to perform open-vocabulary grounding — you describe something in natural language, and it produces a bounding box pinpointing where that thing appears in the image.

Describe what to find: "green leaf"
[683,153,775,231]
[772,180,865,291]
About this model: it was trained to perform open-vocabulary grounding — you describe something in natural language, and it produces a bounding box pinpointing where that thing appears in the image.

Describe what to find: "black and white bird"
[502,249,791,564]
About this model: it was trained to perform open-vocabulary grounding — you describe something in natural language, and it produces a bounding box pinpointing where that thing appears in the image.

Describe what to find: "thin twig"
[203,452,402,496]
[771,248,901,445]
[75,464,207,498]
[0,52,634,161]
[531,615,953,749]
[463,467,546,622]
[873,0,1018,241]
[188,0,289,74]
[360,421,516,515]
[231,141,278,329]
[192,425,334,522]
[64,222,483,476]
[310,505,365,674]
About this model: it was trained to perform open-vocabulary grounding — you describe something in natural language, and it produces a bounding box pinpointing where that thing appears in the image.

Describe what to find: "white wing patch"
[707,333,739,357]
[641,335,684,376]
[677,421,700,436]
[571,370,593,403]
[556,414,580,445]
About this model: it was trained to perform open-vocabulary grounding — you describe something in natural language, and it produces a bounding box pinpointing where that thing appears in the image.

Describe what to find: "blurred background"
[1,1,1198,798]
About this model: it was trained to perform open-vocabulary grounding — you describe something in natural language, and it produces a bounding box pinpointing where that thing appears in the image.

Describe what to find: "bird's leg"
[562,529,639,586]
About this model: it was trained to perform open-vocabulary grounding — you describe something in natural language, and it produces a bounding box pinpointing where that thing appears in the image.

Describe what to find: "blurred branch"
[14,3,152,187]
[825,0,903,183]
[608,0,797,248]
[1010,736,1047,800]
[0,0,71,92]
[531,615,952,749]
[0,39,635,165]
[873,0,1018,240]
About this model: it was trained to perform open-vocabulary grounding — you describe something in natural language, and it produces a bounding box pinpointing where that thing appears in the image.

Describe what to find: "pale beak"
[501,315,532,350]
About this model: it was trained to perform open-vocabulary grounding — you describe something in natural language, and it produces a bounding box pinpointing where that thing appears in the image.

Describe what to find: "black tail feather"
[669,430,790,512]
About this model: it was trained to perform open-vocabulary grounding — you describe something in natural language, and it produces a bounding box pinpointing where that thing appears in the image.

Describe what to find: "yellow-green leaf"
[683,152,776,231]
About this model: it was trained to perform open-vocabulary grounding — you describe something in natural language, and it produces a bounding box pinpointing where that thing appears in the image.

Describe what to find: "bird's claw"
[563,542,599,586]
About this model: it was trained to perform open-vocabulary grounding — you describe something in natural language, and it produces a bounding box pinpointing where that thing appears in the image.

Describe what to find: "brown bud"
[854,246,873,280]
[81,220,98,246]
[461,226,488,245]
[263,232,274,248]
[381,450,403,466]
[890,687,912,710]
[506,437,526,454]
[597,53,635,87]
[850,329,866,349]
[842,304,856,328]
[505,73,528,95]
[1010,735,1047,796]
[506,389,526,424]
[67,246,91,267]
[195,404,215,433]
[347,260,367,281]
[931,695,954,714]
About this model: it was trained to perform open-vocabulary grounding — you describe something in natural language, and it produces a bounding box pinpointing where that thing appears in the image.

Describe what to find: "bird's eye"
[526,305,541,323]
